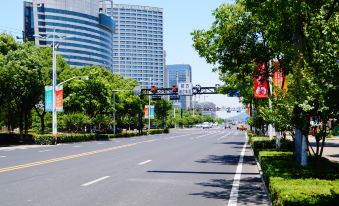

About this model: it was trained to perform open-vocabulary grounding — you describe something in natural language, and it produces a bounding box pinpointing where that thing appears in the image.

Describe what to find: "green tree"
[0,39,45,138]
[154,99,172,128]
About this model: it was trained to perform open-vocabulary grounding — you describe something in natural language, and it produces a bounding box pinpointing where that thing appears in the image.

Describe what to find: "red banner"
[55,85,63,112]
[254,63,268,98]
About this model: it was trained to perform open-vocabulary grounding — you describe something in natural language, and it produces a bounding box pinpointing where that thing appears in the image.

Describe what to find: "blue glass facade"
[166,64,192,110]
[25,0,115,70]
[106,4,164,88]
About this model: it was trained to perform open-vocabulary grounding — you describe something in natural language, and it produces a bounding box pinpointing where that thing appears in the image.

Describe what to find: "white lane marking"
[217,132,232,140]
[138,160,152,165]
[81,176,110,187]
[38,150,51,153]
[73,145,82,148]
[0,156,6,158]
[227,133,248,206]
[194,132,220,139]
[97,143,104,145]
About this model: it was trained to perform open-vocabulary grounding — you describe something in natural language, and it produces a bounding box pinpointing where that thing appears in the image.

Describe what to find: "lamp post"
[34,29,73,139]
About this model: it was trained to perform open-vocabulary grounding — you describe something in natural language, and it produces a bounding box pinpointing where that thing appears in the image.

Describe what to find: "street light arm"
[57,76,89,86]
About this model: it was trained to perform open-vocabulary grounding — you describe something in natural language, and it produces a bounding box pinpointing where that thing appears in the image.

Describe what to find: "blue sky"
[0,0,242,111]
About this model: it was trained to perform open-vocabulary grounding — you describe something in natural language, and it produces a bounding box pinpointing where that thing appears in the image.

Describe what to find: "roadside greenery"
[191,0,339,161]
[248,131,339,205]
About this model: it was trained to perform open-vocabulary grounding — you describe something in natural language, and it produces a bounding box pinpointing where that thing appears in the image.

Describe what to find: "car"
[236,124,247,131]
[224,123,231,129]
[202,122,211,129]
[195,124,202,128]
[212,122,218,127]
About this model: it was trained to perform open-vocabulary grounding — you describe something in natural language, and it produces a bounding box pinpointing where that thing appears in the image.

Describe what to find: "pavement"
[0,127,270,206]
[309,136,339,163]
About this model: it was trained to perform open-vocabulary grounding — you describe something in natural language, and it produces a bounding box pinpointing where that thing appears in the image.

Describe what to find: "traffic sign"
[152,95,161,100]
[170,95,180,100]
[178,82,192,96]
[172,102,181,108]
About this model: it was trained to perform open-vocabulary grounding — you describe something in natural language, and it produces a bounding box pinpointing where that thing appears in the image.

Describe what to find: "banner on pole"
[45,86,53,112]
[254,63,268,98]
[149,105,155,119]
[144,106,149,118]
[144,105,155,119]
[44,85,63,112]
[273,60,288,93]
[56,85,63,112]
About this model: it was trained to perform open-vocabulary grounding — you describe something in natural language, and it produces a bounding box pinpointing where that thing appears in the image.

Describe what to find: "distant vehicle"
[212,122,218,127]
[202,122,211,129]
[236,124,247,131]
[225,123,231,129]
[195,124,202,128]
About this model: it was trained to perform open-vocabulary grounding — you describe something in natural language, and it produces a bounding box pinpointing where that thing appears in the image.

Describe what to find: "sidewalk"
[309,136,339,163]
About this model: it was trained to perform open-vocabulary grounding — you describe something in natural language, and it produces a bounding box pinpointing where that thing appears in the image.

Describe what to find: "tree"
[154,99,172,128]
[0,39,45,138]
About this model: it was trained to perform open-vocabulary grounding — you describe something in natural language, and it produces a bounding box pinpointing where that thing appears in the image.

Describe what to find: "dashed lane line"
[81,176,110,187]
[138,160,152,165]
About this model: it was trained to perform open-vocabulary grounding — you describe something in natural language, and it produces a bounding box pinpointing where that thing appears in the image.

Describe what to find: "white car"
[202,122,211,129]
[195,124,202,128]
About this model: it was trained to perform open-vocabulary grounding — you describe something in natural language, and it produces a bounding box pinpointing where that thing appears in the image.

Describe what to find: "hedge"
[0,133,35,145]
[249,134,294,156]
[31,129,168,145]
[258,151,339,205]
[269,178,339,206]
[247,130,339,206]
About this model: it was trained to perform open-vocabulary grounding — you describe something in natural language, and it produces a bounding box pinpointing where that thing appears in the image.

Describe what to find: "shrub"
[164,127,169,133]
[0,133,35,145]
[34,134,55,145]
[270,177,339,206]
[58,133,97,143]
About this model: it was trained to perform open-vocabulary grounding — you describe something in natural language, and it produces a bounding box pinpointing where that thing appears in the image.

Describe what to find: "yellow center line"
[0,139,156,173]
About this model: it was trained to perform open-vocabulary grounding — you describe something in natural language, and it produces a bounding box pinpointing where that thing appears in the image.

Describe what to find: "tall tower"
[24,0,115,70]
[105,4,164,88]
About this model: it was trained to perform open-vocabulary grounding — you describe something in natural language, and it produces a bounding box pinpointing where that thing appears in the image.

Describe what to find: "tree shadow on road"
[189,178,270,205]
[196,154,256,165]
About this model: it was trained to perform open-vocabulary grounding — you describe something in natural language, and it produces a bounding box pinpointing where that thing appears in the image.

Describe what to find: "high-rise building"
[165,64,192,110]
[103,4,164,88]
[24,0,115,70]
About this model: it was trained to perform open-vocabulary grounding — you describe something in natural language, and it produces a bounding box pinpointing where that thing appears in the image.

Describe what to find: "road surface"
[0,127,270,206]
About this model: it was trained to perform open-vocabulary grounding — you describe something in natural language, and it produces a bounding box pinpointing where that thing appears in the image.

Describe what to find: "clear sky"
[0,0,243,114]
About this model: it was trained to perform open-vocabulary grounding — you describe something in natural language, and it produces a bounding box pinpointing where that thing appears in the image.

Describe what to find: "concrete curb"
[245,132,273,206]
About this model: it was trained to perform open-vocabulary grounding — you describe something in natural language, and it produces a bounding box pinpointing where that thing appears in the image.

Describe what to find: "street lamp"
[34,29,73,139]
[57,76,88,86]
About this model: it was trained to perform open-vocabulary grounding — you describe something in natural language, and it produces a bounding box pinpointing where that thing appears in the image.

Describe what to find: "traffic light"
[151,85,157,94]
[172,85,178,94]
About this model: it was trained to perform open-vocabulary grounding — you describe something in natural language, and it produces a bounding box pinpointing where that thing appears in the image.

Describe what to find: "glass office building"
[103,4,164,88]
[166,64,192,110]
[24,0,115,69]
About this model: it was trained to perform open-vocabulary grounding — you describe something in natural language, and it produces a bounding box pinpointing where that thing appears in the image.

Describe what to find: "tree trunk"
[19,111,24,143]
[34,106,46,133]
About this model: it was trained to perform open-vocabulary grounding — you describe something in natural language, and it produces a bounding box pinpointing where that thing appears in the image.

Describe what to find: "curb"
[245,132,273,206]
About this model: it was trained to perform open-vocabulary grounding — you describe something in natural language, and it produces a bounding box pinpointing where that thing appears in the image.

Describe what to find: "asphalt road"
[0,127,270,206]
